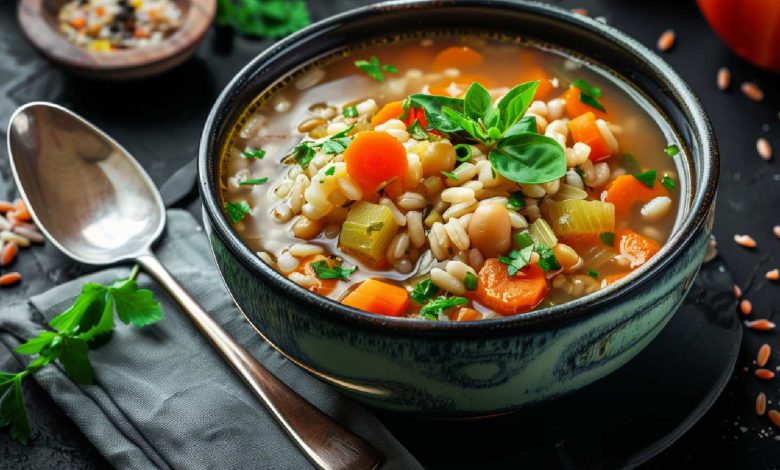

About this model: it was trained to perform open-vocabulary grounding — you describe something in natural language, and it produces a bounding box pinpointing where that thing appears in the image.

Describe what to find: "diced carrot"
[299,255,338,296]
[475,259,548,316]
[341,279,409,316]
[371,101,405,127]
[13,199,31,221]
[344,131,408,194]
[603,272,629,285]
[617,228,661,269]
[453,308,481,321]
[433,46,484,71]
[562,87,607,120]
[604,174,668,218]
[69,16,86,29]
[0,200,13,213]
[93,6,105,16]
[513,64,553,100]
[569,112,612,161]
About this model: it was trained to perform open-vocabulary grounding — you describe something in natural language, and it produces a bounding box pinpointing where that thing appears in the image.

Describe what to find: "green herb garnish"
[354,56,397,82]
[599,231,616,247]
[664,144,679,157]
[215,0,310,38]
[499,245,535,276]
[290,124,355,167]
[324,166,336,176]
[454,144,472,162]
[513,230,535,249]
[533,243,561,272]
[463,272,478,291]
[507,192,526,212]
[343,106,358,118]
[633,170,657,188]
[239,177,269,186]
[587,269,599,278]
[407,120,430,141]
[292,143,316,168]
[441,170,458,181]
[419,296,468,320]
[661,175,676,190]
[225,200,251,223]
[410,277,439,304]
[241,148,266,159]
[0,265,163,444]
[573,78,606,112]
[321,137,351,155]
[366,221,384,233]
[310,261,356,281]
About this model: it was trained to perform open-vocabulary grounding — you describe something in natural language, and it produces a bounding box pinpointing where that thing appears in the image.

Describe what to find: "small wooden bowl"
[18,0,215,80]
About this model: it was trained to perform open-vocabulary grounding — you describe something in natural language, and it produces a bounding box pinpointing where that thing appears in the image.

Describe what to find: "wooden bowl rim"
[17,0,215,72]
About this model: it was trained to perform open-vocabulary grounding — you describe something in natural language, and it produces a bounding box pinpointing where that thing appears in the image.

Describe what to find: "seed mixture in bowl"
[58,0,181,51]
[220,37,683,321]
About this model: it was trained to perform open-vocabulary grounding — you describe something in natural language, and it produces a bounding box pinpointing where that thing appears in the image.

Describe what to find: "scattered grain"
[716,67,730,90]
[755,368,776,380]
[733,234,756,248]
[571,7,587,15]
[758,344,772,367]
[0,272,21,287]
[769,410,780,429]
[774,225,780,239]
[745,319,776,331]
[757,392,767,416]
[766,269,779,281]
[1,241,17,266]
[741,82,764,102]
[734,284,742,299]
[739,299,752,316]
[757,138,772,161]
[657,29,676,52]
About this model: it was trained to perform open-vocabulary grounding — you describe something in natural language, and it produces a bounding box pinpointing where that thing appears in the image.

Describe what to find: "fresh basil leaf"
[498,81,539,128]
[109,278,164,327]
[225,200,251,223]
[572,78,602,98]
[464,82,493,120]
[411,277,439,304]
[661,175,676,190]
[420,296,468,318]
[502,115,538,139]
[442,107,487,142]
[633,170,657,188]
[310,261,356,281]
[407,120,430,141]
[454,144,472,162]
[533,243,561,272]
[239,178,269,186]
[507,192,527,211]
[579,93,606,112]
[599,232,616,246]
[489,133,566,184]
[408,94,465,133]
[463,272,478,291]
[58,337,94,385]
[483,106,502,130]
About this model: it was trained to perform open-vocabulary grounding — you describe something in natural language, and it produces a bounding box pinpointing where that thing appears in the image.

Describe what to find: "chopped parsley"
[499,245,535,276]
[573,78,606,112]
[440,170,458,181]
[324,166,336,176]
[225,200,251,223]
[599,231,616,247]
[215,0,310,38]
[534,243,561,272]
[661,175,676,190]
[619,154,641,174]
[310,261,356,281]
[410,277,439,304]
[463,271,478,291]
[292,143,316,169]
[419,296,468,320]
[343,106,358,118]
[664,144,679,157]
[633,170,657,188]
[238,177,269,186]
[241,148,266,159]
[366,222,384,233]
[507,191,526,211]
[290,124,355,168]
[320,137,351,155]
[587,269,599,278]
[354,56,397,82]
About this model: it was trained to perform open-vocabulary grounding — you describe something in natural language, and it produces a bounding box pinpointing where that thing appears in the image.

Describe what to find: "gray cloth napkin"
[0,210,421,470]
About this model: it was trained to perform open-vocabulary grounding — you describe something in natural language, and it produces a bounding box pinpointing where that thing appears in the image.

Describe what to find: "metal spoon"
[6,102,380,470]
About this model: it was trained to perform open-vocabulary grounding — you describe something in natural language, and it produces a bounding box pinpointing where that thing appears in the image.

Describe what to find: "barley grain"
[716,67,730,90]
[741,82,764,102]
[756,392,767,416]
[734,234,756,248]
[757,138,772,161]
[755,368,775,380]
[657,29,676,51]
[758,344,772,367]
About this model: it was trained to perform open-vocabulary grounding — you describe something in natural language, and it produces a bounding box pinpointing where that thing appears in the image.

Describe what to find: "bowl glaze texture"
[199,0,718,416]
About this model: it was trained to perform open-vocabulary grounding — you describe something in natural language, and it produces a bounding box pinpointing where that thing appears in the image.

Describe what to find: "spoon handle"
[136,254,381,470]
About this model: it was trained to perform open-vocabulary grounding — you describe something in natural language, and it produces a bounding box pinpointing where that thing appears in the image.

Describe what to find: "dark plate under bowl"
[199,0,719,415]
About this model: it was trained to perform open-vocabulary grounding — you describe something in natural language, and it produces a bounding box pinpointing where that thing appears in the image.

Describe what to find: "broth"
[219,35,683,320]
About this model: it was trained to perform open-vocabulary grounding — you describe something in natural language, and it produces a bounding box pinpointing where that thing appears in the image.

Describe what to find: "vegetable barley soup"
[220,36,683,321]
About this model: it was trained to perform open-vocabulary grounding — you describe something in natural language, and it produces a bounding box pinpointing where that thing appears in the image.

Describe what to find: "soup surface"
[219,36,682,321]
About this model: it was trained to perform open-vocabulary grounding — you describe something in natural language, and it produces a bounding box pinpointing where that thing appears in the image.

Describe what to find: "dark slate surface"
[0,0,778,468]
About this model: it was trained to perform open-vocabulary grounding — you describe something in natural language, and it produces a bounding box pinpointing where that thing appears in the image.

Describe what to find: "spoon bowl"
[6,102,380,470]
[7,102,165,264]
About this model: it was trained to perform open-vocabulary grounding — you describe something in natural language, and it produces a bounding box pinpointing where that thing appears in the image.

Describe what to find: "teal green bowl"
[199,1,718,416]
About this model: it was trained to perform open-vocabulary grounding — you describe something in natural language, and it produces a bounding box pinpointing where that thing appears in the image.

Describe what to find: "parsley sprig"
[0,266,163,444]
[572,78,606,112]
[291,125,355,169]
[216,0,310,38]
[354,56,398,82]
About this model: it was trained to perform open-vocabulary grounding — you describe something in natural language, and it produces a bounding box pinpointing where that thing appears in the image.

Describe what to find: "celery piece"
[552,184,588,201]
[529,218,558,248]
[547,199,615,237]
[338,202,399,265]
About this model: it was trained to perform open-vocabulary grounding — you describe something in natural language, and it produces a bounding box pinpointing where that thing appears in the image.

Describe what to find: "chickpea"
[552,243,580,270]
[420,141,456,177]
[292,216,323,240]
[467,203,511,258]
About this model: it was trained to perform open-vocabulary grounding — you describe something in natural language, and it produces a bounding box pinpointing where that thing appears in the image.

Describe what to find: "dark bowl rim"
[198,0,719,336]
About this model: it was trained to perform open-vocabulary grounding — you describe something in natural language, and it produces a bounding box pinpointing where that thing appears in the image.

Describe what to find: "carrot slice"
[563,87,607,120]
[69,16,86,29]
[341,279,409,316]
[604,174,668,218]
[371,101,405,127]
[344,131,408,194]
[568,112,611,161]
[433,46,484,71]
[475,259,548,316]
[617,229,661,269]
